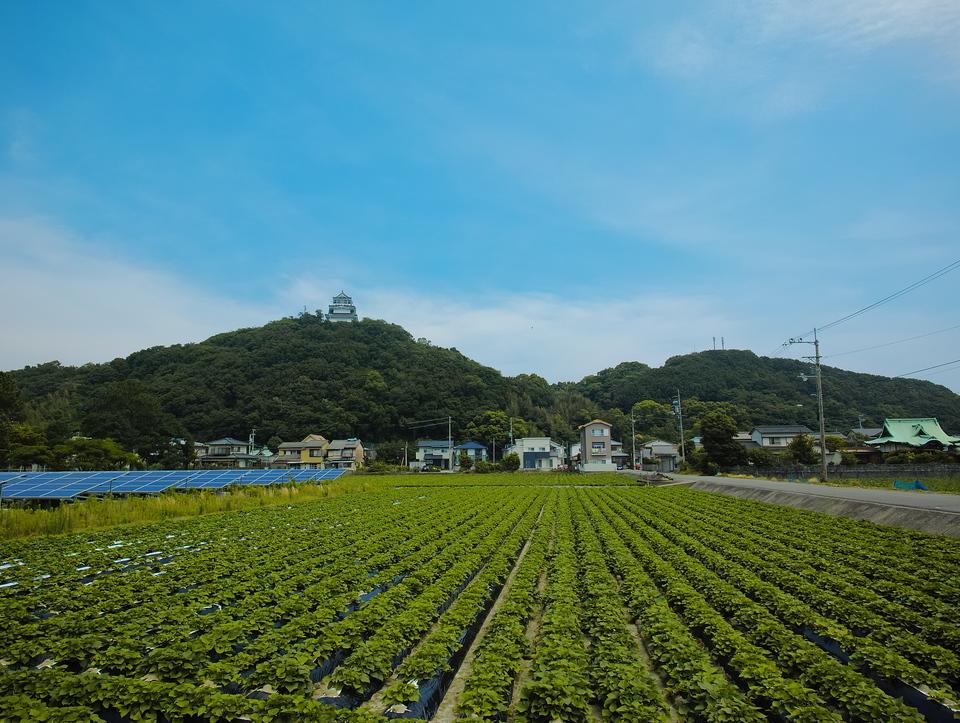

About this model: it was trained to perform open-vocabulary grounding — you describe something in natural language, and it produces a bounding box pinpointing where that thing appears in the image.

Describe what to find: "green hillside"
[5,317,959,463]
[570,350,960,434]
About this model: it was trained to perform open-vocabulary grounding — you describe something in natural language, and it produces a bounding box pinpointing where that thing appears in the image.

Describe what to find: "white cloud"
[0,217,279,369]
[748,0,960,50]
[2,217,957,393]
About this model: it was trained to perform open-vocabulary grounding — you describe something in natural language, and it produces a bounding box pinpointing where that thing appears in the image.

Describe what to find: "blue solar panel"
[107,470,193,494]
[0,472,29,483]
[2,472,115,499]
[176,470,246,489]
[239,470,288,485]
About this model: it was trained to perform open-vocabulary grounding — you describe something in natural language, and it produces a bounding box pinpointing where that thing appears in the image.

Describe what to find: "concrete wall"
[691,480,960,538]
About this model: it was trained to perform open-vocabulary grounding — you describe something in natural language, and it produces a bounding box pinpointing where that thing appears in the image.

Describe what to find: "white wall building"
[502,437,566,471]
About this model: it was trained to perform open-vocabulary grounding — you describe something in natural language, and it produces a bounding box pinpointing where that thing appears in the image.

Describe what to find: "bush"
[500,453,520,472]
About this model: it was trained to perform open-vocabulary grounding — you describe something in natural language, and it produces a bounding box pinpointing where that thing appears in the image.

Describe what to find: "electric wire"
[895,358,960,378]
[787,258,960,343]
[823,322,960,360]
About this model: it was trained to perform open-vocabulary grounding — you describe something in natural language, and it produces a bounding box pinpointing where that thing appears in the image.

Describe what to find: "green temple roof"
[866,418,960,448]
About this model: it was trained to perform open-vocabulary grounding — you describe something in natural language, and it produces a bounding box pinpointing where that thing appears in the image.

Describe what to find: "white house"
[502,437,566,471]
[750,425,813,452]
[411,440,488,471]
[639,440,680,472]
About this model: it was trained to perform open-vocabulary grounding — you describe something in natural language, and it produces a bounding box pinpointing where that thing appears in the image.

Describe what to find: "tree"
[0,371,25,468]
[824,435,847,452]
[50,438,141,471]
[500,452,520,471]
[700,411,747,468]
[746,447,775,467]
[631,400,676,442]
[82,380,180,461]
[465,411,528,451]
[786,434,819,465]
[458,450,473,470]
[373,440,407,465]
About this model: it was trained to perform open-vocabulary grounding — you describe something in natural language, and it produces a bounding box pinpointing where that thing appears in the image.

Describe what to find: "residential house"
[848,427,882,441]
[502,437,566,471]
[276,434,329,469]
[324,438,365,469]
[411,440,488,471]
[200,434,276,469]
[455,441,489,466]
[412,440,456,471]
[750,425,814,453]
[579,419,614,472]
[733,432,760,450]
[639,440,681,472]
[326,292,358,322]
[610,440,629,470]
[866,418,960,454]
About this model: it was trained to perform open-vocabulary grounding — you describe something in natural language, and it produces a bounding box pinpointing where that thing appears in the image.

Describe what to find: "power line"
[823,322,960,360]
[788,258,960,342]
[895,358,960,378]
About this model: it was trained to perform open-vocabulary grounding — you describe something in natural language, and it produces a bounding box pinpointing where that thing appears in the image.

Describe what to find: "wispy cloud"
[748,0,960,50]
[2,217,957,393]
[0,217,279,369]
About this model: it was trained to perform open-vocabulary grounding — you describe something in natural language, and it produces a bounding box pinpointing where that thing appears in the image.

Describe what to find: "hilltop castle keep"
[326,291,358,322]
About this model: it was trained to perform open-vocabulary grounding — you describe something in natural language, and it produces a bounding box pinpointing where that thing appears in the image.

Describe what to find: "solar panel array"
[0,468,345,500]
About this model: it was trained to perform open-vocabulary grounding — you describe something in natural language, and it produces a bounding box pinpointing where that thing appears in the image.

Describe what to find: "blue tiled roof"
[455,441,487,450]
[417,440,453,447]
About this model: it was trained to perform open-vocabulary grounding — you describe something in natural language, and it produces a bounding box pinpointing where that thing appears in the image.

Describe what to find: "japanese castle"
[326,291,358,322]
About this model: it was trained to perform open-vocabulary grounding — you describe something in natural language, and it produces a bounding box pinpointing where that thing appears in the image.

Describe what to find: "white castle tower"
[326,291,358,322]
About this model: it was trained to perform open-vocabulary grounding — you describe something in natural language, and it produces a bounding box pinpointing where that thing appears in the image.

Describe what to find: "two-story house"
[199,434,276,469]
[324,438,365,470]
[276,434,330,469]
[579,419,614,472]
[411,440,489,471]
[750,425,813,453]
[502,437,566,471]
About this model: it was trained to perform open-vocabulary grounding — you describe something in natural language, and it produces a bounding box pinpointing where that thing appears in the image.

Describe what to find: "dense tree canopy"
[6,319,959,461]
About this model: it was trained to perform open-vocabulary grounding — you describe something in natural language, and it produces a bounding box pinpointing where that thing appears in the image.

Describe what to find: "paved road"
[666,474,960,514]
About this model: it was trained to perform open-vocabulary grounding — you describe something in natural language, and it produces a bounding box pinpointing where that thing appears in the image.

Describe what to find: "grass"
[0,477,378,540]
[0,471,642,540]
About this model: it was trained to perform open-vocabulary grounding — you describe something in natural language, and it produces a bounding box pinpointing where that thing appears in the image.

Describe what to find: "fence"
[722,464,960,479]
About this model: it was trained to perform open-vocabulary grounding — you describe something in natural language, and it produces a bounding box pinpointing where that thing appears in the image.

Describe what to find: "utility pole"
[631,413,637,470]
[403,443,407,468]
[785,329,829,482]
[674,390,686,462]
[509,418,514,445]
[448,416,453,472]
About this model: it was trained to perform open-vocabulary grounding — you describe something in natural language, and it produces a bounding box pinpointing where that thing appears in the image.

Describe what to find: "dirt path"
[431,506,546,722]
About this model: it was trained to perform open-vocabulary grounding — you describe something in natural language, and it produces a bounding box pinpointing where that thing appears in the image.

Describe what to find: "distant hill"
[7,315,574,451]
[7,318,959,456]
[569,350,960,434]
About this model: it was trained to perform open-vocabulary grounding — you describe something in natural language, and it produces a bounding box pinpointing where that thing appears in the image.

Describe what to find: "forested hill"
[6,316,960,456]
[8,315,573,449]
[569,350,960,434]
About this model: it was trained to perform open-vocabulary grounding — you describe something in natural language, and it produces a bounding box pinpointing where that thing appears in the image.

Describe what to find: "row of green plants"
[454,496,556,719]
[0,487,541,719]
[3,484,960,720]
[593,491,925,721]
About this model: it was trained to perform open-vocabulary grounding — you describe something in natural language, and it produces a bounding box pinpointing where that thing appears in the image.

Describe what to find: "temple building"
[326,292,358,322]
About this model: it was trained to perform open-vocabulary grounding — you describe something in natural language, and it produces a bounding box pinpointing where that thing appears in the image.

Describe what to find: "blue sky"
[1,1,959,393]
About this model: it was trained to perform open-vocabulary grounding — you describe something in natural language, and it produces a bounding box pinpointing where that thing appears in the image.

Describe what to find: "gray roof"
[752,425,813,435]
[206,437,248,446]
[278,440,327,449]
[327,438,361,450]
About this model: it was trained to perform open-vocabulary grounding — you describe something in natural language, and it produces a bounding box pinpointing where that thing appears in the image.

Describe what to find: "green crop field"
[1,474,958,722]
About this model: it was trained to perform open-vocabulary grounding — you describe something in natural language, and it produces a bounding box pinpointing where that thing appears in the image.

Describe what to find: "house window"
[309,449,323,457]
[591,428,608,436]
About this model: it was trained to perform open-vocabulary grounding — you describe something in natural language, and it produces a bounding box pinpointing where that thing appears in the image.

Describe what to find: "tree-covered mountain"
[5,315,959,464]
[6,315,586,457]
[568,350,960,435]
